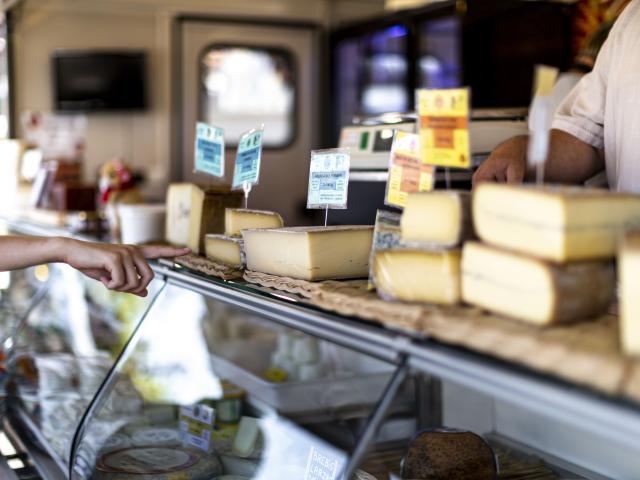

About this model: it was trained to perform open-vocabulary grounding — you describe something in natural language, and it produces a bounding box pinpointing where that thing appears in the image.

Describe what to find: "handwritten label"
[194,122,224,178]
[307,149,350,209]
[417,88,470,168]
[385,131,435,208]
[232,128,263,189]
[179,404,215,452]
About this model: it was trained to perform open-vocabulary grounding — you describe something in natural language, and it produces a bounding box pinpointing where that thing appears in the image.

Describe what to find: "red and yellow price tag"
[417,88,471,169]
[385,131,435,208]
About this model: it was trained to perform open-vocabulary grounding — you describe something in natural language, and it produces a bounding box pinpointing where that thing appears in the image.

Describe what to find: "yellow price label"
[417,88,471,169]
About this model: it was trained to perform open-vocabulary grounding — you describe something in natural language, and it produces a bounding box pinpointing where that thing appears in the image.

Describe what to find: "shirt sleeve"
[551,8,629,149]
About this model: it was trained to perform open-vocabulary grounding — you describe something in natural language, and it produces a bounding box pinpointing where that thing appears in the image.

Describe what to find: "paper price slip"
[194,122,224,178]
[417,88,470,168]
[386,131,434,208]
[307,150,350,209]
[232,129,263,189]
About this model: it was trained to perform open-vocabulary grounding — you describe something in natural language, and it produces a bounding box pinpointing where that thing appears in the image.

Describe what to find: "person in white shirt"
[473,0,640,192]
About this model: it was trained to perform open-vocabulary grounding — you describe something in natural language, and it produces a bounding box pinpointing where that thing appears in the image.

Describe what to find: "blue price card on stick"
[194,122,225,178]
[307,148,350,209]
[232,127,264,190]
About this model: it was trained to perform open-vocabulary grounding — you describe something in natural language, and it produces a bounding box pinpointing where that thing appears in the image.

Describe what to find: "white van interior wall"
[11,0,385,200]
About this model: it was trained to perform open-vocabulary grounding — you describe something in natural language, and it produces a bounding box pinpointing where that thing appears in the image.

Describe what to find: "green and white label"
[194,122,225,178]
[232,128,263,189]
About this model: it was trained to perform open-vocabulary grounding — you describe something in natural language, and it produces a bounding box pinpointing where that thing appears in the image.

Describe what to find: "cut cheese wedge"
[620,233,640,355]
[374,249,461,305]
[473,183,640,262]
[242,226,373,281]
[225,208,283,237]
[401,191,472,247]
[462,241,614,325]
[205,234,245,268]
[166,183,243,254]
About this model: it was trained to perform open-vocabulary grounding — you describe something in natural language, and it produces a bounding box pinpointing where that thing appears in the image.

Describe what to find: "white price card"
[194,122,224,178]
[307,148,350,210]
[232,127,264,190]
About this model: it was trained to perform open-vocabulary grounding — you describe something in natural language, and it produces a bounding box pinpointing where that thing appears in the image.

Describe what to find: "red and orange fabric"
[572,0,631,57]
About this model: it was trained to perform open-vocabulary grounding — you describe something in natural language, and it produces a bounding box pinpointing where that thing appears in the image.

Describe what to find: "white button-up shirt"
[552,0,640,192]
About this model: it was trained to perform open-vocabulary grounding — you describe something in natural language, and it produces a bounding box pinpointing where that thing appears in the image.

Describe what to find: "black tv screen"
[52,51,147,112]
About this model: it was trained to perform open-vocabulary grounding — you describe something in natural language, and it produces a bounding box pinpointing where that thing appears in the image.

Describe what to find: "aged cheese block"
[165,183,243,254]
[95,446,222,479]
[401,191,472,248]
[225,208,283,237]
[374,249,461,305]
[205,234,245,268]
[242,226,374,281]
[620,233,640,355]
[473,183,640,262]
[401,428,496,480]
[462,242,614,325]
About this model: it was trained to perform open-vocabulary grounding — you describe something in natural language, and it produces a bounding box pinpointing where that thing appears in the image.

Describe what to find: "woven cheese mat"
[302,280,640,400]
[174,254,243,280]
[243,270,367,299]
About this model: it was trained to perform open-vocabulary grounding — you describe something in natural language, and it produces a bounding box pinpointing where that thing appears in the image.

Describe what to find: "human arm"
[0,236,189,297]
[472,129,604,186]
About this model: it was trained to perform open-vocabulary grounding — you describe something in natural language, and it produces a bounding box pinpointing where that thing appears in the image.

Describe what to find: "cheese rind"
[241,226,373,281]
[473,183,640,262]
[224,209,284,237]
[205,234,245,268]
[620,233,640,355]
[401,191,472,248]
[374,249,461,305]
[462,241,614,325]
[165,183,243,254]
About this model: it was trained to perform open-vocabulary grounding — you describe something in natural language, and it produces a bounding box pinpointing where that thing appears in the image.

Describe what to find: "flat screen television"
[52,50,147,112]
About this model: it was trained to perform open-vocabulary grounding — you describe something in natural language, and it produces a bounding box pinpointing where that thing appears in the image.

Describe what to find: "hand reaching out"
[62,239,190,297]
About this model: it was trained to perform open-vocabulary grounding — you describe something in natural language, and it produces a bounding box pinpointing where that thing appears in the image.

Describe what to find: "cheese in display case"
[205,234,246,268]
[224,208,284,237]
[400,191,473,248]
[461,241,614,325]
[619,232,640,356]
[165,183,243,254]
[373,249,461,305]
[242,226,374,280]
[473,183,640,262]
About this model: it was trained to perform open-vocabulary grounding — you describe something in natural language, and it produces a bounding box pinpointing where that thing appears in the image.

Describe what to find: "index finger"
[140,245,191,259]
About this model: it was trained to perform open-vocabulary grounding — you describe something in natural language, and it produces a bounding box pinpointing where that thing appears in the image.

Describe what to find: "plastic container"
[118,204,166,245]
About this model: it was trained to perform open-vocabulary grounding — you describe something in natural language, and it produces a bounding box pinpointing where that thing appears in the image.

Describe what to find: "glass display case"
[3,219,640,480]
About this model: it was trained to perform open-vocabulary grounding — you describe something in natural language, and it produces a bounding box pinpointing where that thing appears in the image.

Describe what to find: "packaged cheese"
[374,249,461,305]
[620,232,640,355]
[205,234,245,268]
[242,226,373,281]
[225,208,283,237]
[462,242,614,325]
[473,183,640,262]
[401,191,472,248]
[165,183,243,254]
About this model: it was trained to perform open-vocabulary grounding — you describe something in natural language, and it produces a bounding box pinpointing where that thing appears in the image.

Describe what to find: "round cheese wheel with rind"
[95,446,222,480]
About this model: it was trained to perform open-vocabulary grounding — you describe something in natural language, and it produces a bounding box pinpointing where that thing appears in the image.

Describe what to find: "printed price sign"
[417,88,471,168]
[179,404,215,452]
[307,148,350,209]
[194,122,224,178]
[385,131,435,208]
[304,446,342,480]
[368,210,402,290]
[232,127,264,189]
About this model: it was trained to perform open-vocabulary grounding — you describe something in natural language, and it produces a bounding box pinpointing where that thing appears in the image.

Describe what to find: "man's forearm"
[533,129,605,184]
[0,236,67,271]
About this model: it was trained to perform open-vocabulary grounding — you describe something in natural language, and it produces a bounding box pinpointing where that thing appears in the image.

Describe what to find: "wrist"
[47,236,72,264]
